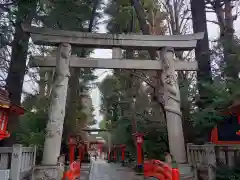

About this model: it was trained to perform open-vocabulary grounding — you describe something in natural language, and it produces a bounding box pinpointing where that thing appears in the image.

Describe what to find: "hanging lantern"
[0,89,24,141]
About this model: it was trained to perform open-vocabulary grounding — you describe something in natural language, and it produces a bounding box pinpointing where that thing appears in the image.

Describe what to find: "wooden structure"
[133,133,144,170]
[108,144,126,165]
[211,99,240,144]
[0,144,36,180]
[88,140,103,150]
[0,89,24,140]
[22,24,203,179]
[187,100,240,180]
[120,144,126,164]
[68,136,77,164]
[0,89,34,180]
[82,128,110,159]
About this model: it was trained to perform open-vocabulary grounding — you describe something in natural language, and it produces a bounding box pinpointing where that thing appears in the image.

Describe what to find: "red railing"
[62,161,81,180]
[144,160,180,180]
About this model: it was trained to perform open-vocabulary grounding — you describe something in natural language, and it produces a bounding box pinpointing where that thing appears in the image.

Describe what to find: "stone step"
[181,174,194,180]
[179,164,192,175]
[80,163,92,180]
[179,164,194,180]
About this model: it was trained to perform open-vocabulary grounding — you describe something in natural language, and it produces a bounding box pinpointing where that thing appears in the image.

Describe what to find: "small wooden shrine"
[0,88,24,140]
[211,98,240,144]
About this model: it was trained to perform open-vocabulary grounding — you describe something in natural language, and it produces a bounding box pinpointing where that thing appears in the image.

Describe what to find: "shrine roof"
[0,88,25,115]
[221,97,240,114]
[226,102,240,113]
[0,88,10,108]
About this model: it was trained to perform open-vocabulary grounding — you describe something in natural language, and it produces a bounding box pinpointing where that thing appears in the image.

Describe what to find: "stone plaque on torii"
[22,24,203,179]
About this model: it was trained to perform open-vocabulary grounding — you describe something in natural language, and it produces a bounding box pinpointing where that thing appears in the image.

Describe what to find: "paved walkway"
[89,159,136,180]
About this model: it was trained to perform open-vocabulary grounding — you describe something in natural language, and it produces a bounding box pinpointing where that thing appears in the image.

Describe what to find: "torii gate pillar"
[22,25,203,178]
[32,43,71,180]
[160,47,186,164]
[42,43,71,165]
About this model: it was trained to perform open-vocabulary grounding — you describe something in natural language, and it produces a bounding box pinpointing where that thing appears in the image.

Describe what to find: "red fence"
[62,158,180,180]
[62,161,81,180]
[144,160,180,180]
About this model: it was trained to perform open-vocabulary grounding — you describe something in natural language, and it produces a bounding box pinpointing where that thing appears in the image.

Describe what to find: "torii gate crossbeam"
[22,24,203,179]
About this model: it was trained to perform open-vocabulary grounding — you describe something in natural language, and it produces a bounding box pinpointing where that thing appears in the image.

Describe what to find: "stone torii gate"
[22,25,203,179]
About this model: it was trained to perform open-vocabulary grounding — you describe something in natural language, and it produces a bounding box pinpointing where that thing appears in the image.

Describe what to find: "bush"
[216,167,240,180]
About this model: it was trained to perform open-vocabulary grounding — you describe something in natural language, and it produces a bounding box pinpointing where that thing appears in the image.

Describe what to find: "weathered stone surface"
[80,163,91,180]
[30,56,198,71]
[89,159,135,180]
[31,165,64,180]
[22,25,204,50]
[24,22,203,180]
[41,43,71,166]
[160,48,186,163]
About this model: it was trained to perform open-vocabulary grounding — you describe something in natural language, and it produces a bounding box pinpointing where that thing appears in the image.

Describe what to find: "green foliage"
[105,0,140,33]
[36,0,100,140]
[40,0,102,31]
[143,128,168,160]
[216,167,240,180]
[99,71,168,160]
[16,95,49,163]
[192,74,240,143]
[101,0,169,160]
[99,119,107,129]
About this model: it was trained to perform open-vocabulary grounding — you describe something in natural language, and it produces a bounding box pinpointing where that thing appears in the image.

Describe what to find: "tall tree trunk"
[64,68,81,138]
[208,0,237,80]
[131,0,156,60]
[4,0,37,145]
[63,0,99,140]
[131,0,166,111]
[222,0,236,80]
[191,0,212,109]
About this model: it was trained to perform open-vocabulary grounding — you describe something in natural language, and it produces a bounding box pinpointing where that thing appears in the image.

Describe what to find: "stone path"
[89,159,136,180]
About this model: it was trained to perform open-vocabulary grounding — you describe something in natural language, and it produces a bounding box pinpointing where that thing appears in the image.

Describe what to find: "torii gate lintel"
[22,24,204,179]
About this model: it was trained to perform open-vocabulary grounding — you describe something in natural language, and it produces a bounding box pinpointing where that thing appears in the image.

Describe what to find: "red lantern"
[0,89,24,141]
